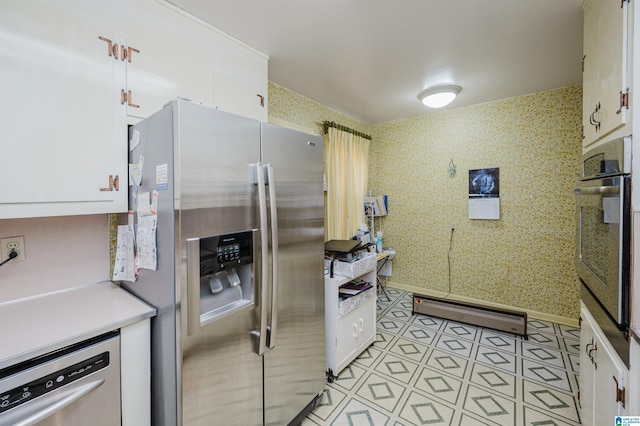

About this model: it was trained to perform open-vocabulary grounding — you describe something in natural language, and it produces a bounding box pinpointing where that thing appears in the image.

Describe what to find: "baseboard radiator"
[413,293,528,338]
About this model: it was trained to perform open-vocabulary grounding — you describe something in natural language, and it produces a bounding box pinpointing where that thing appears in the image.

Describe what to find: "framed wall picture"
[468,168,500,219]
[469,168,499,198]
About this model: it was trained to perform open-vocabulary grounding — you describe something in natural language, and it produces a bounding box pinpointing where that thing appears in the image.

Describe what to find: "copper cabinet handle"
[257,94,264,107]
[98,36,118,59]
[616,90,629,115]
[121,46,140,63]
[126,90,139,108]
[99,175,119,192]
[613,376,626,408]
[120,90,140,108]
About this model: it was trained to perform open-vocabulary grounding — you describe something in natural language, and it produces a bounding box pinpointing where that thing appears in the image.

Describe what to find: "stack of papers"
[339,280,372,297]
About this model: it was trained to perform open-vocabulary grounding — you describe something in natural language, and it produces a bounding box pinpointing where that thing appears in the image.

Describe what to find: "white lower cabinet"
[120,318,152,426]
[324,261,376,381]
[335,293,376,369]
[630,334,640,416]
[579,303,629,425]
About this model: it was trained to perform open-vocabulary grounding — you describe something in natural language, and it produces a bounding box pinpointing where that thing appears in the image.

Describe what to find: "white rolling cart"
[324,252,376,382]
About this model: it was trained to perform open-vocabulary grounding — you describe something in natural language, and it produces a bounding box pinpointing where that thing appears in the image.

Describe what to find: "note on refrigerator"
[136,191,158,271]
[113,225,135,282]
[129,128,141,151]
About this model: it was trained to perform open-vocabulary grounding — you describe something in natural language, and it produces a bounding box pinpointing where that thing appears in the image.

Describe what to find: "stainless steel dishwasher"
[0,331,121,426]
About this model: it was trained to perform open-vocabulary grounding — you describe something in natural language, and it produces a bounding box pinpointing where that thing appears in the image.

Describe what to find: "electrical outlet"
[1,236,25,262]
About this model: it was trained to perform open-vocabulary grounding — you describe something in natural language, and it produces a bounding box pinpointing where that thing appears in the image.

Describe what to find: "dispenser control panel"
[200,230,254,275]
[217,242,241,264]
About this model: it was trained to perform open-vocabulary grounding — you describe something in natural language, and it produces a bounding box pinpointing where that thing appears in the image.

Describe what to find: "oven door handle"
[574,186,620,195]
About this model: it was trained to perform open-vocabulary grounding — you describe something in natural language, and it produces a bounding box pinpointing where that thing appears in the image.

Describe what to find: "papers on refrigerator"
[112,224,136,282]
[136,191,158,271]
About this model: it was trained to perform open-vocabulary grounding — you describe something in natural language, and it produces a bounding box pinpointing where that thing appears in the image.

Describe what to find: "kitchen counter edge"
[0,281,156,370]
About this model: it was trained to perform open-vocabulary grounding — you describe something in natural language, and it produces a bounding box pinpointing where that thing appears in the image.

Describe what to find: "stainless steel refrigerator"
[122,99,325,426]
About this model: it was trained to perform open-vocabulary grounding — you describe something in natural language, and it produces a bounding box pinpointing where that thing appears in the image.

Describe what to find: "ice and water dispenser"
[187,230,256,332]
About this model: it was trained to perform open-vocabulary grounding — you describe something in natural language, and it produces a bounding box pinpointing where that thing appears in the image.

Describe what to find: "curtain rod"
[322,121,372,140]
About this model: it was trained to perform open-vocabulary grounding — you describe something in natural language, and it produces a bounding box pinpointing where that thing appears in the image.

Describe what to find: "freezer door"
[175,101,265,426]
[260,124,326,425]
[125,100,267,426]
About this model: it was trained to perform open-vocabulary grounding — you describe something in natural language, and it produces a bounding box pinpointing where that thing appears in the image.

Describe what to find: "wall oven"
[575,137,631,362]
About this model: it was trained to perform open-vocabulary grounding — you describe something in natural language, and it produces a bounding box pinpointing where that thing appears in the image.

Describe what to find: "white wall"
[0,215,110,302]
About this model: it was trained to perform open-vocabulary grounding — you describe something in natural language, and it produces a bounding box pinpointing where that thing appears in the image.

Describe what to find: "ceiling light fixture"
[417,85,462,108]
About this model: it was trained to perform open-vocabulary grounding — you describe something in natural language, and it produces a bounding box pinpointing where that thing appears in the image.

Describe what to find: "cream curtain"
[324,127,371,241]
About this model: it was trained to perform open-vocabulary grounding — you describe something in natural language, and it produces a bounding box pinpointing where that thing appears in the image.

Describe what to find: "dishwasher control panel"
[0,351,110,413]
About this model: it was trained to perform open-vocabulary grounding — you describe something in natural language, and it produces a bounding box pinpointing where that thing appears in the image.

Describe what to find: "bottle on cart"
[376,231,383,254]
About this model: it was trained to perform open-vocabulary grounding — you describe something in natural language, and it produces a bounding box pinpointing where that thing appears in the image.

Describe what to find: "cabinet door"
[620,359,630,416]
[629,337,640,415]
[123,0,211,119]
[582,0,628,147]
[123,0,268,122]
[579,310,595,426]
[581,304,629,425]
[582,0,599,146]
[335,294,375,369]
[0,1,127,218]
[212,51,268,122]
[336,308,363,364]
[592,335,626,423]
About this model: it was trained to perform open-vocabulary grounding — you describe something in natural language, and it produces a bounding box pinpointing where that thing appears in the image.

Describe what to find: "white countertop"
[0,281,156,369]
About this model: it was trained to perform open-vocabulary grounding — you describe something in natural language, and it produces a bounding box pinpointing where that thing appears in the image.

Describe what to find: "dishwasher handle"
[12,380,104,426]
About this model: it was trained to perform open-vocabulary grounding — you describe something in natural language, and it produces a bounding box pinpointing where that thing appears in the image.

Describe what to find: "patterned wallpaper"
[268,82,373,136]
[269,83,583,320]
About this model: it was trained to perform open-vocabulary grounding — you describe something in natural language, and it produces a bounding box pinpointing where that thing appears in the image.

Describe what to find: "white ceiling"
[168,0,584,124]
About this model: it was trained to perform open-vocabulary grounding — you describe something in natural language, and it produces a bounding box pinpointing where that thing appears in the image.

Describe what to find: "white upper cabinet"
[122,1,212,120]
[0,1,127,218]
[123,0,268,122]
[0,0,268,219]
[123,8,209,119]
[211,46,268,122]
[582,0,629,149]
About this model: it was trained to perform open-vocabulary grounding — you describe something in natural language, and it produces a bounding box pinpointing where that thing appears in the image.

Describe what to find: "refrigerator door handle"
[266,164,279,349]
[186,237,201,336]
[256,163,269,356]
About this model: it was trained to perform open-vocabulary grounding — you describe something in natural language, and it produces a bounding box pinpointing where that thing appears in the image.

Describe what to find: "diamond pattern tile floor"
[304,287,581,425]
